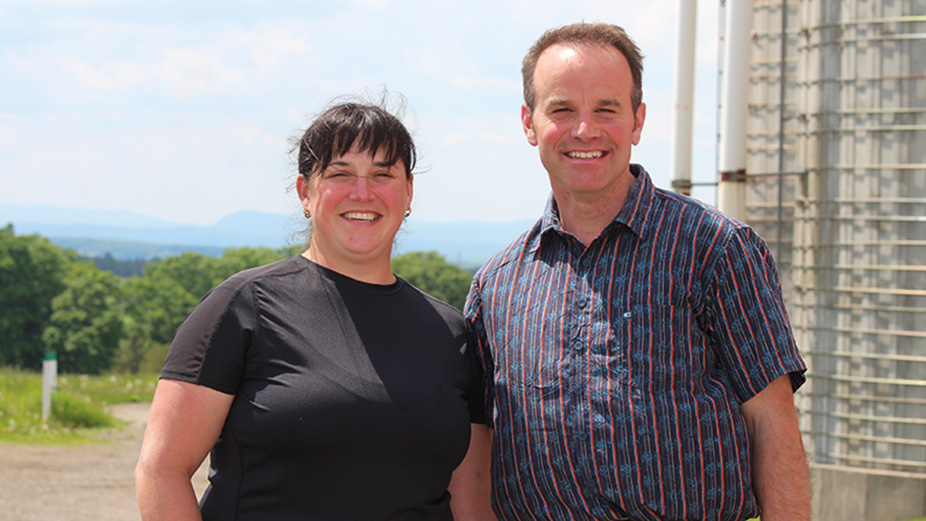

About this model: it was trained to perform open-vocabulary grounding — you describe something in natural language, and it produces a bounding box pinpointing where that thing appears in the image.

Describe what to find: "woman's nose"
[349,176,374,200]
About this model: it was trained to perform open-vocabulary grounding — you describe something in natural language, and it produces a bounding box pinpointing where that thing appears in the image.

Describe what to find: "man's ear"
[521,103,538,146]
[631,102,646,146]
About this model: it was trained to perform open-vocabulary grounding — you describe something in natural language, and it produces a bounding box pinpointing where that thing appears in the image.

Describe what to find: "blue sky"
[1,0,720,226]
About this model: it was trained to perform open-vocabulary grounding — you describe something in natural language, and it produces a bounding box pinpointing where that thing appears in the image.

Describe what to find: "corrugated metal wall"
[743,0,926,477]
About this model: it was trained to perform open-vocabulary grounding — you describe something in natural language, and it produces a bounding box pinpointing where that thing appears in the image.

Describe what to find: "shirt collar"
[538,164,654,245]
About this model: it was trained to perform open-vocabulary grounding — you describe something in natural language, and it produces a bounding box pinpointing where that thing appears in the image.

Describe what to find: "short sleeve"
[706,227,806,403]
[464,278,496,428]
[160,280,257,395]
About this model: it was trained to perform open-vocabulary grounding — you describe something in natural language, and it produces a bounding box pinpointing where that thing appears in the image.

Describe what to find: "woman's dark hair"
[297,101,416,179]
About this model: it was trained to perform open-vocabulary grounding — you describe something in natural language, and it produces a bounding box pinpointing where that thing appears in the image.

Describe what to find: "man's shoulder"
[650,185,747,236]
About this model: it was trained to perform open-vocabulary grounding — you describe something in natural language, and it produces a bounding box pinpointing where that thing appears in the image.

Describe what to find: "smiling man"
[464,23,810,521]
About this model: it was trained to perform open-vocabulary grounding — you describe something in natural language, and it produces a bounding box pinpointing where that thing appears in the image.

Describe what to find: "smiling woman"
[295,102,416,284]
[134,98,495,521]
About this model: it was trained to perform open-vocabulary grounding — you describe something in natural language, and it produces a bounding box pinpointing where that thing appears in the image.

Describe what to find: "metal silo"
[738,0,926,519]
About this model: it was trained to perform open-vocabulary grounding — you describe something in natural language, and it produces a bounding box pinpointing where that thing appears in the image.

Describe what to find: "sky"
[1,0,721,226]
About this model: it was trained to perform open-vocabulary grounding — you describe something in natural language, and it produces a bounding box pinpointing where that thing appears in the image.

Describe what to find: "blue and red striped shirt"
[464,165,806,521]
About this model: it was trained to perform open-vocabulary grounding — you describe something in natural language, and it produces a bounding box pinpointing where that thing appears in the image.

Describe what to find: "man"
[464,23,810,521]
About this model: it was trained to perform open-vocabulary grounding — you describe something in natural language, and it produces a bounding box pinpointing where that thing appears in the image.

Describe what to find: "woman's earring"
[304,207,311,219]
[404,209,411,218]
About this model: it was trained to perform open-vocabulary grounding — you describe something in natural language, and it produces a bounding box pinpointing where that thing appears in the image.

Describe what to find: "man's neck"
[553,177,634,246]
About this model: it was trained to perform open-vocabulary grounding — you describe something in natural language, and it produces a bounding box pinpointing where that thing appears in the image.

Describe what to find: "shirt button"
[576,297,588,309]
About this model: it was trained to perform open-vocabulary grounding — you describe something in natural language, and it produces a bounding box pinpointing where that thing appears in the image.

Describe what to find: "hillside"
[1,203,534,268]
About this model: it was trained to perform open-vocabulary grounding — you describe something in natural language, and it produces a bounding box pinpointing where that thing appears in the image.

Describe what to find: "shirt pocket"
[626,303,697,394]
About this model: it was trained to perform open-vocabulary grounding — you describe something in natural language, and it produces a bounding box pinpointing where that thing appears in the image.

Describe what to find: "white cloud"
[0,0,722,225]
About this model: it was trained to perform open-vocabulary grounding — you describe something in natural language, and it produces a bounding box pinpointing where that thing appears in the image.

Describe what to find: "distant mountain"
[1,203,535,267]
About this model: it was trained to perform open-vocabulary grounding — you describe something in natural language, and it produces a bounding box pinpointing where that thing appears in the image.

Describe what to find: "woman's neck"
[301,247,396,285]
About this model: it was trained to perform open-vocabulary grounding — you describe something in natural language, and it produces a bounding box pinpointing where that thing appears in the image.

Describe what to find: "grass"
[0,367,158,444]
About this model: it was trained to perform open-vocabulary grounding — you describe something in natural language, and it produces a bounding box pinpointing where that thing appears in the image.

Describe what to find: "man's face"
[522,43,645,205]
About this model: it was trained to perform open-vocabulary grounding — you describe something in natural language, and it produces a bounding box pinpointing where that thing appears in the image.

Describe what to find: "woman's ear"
[296,175,312,210]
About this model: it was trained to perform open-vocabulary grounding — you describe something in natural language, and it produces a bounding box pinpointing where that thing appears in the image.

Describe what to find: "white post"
[717,0,752,220]
[42,352,57,419]
[671,0,698,196]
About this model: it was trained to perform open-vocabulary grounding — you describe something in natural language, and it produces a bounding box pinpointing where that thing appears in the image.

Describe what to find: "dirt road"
[0,403,208,521]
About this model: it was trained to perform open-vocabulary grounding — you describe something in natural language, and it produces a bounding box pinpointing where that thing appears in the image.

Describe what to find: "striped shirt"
[464,165,806,521]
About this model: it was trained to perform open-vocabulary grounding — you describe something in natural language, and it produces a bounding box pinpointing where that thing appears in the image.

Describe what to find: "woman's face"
[298,143,413,271]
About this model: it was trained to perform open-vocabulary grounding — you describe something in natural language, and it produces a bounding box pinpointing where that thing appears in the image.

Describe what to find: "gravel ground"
[0,402,208,521]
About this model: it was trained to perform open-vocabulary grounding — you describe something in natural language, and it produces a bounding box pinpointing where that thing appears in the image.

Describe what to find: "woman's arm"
[135,379,234,521]
[448,424,497,521]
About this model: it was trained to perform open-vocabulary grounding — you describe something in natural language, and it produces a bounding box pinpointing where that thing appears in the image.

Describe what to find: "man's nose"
[573,113,601,140]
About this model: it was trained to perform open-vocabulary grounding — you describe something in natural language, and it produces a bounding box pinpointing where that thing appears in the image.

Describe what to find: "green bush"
[0,367,157,443]
[51,392,116,429]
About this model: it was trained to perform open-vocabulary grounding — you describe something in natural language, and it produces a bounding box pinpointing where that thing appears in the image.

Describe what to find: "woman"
[135,101,494,521]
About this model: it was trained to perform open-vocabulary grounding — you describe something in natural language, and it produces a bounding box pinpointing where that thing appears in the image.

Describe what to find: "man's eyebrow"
[598,98,622,107]
[544,98,571,109]
[543,98,623,109]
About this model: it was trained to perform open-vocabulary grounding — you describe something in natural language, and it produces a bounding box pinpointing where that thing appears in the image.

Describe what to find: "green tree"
[122,275,197,345]
[213,247,289,285]
[142,252,219,301]
[0,224,75,369]
[42,261,124,374]
[116,273,199,373]
[115,246,289,373]
[391,251,473,311]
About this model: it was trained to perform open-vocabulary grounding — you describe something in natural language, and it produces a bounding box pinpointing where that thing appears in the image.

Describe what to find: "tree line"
[0,224,474,375]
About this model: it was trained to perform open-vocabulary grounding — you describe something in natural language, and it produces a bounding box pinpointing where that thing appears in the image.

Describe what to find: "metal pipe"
[800,197,926,204]
[776,0,789,266]
[800,391,926,406]
[803,351,926,363]
[807,373,926,387]
[794,286,926,298]
[802,408,926,426]
[808,15,926,28]
[797,74,926,86]
[670,0,697,196]
[716,0,751,220]
[803,430,926,448]
[802,163,926,171]
[802,33,926,50]
[792,240,926,248]
[801,124,926,135]
[793,303,925,314]
[821,454,926,472]
[790,263,926,272]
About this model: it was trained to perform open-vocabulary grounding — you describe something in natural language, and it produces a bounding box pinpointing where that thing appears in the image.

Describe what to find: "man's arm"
[740,374,811,521]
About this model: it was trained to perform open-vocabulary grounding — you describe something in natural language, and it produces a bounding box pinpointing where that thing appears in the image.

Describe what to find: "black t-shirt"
[161,255,486,521]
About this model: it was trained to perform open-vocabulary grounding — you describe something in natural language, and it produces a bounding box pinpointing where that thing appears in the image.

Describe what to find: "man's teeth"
[568,151,603,159]
[344,212,378,221]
